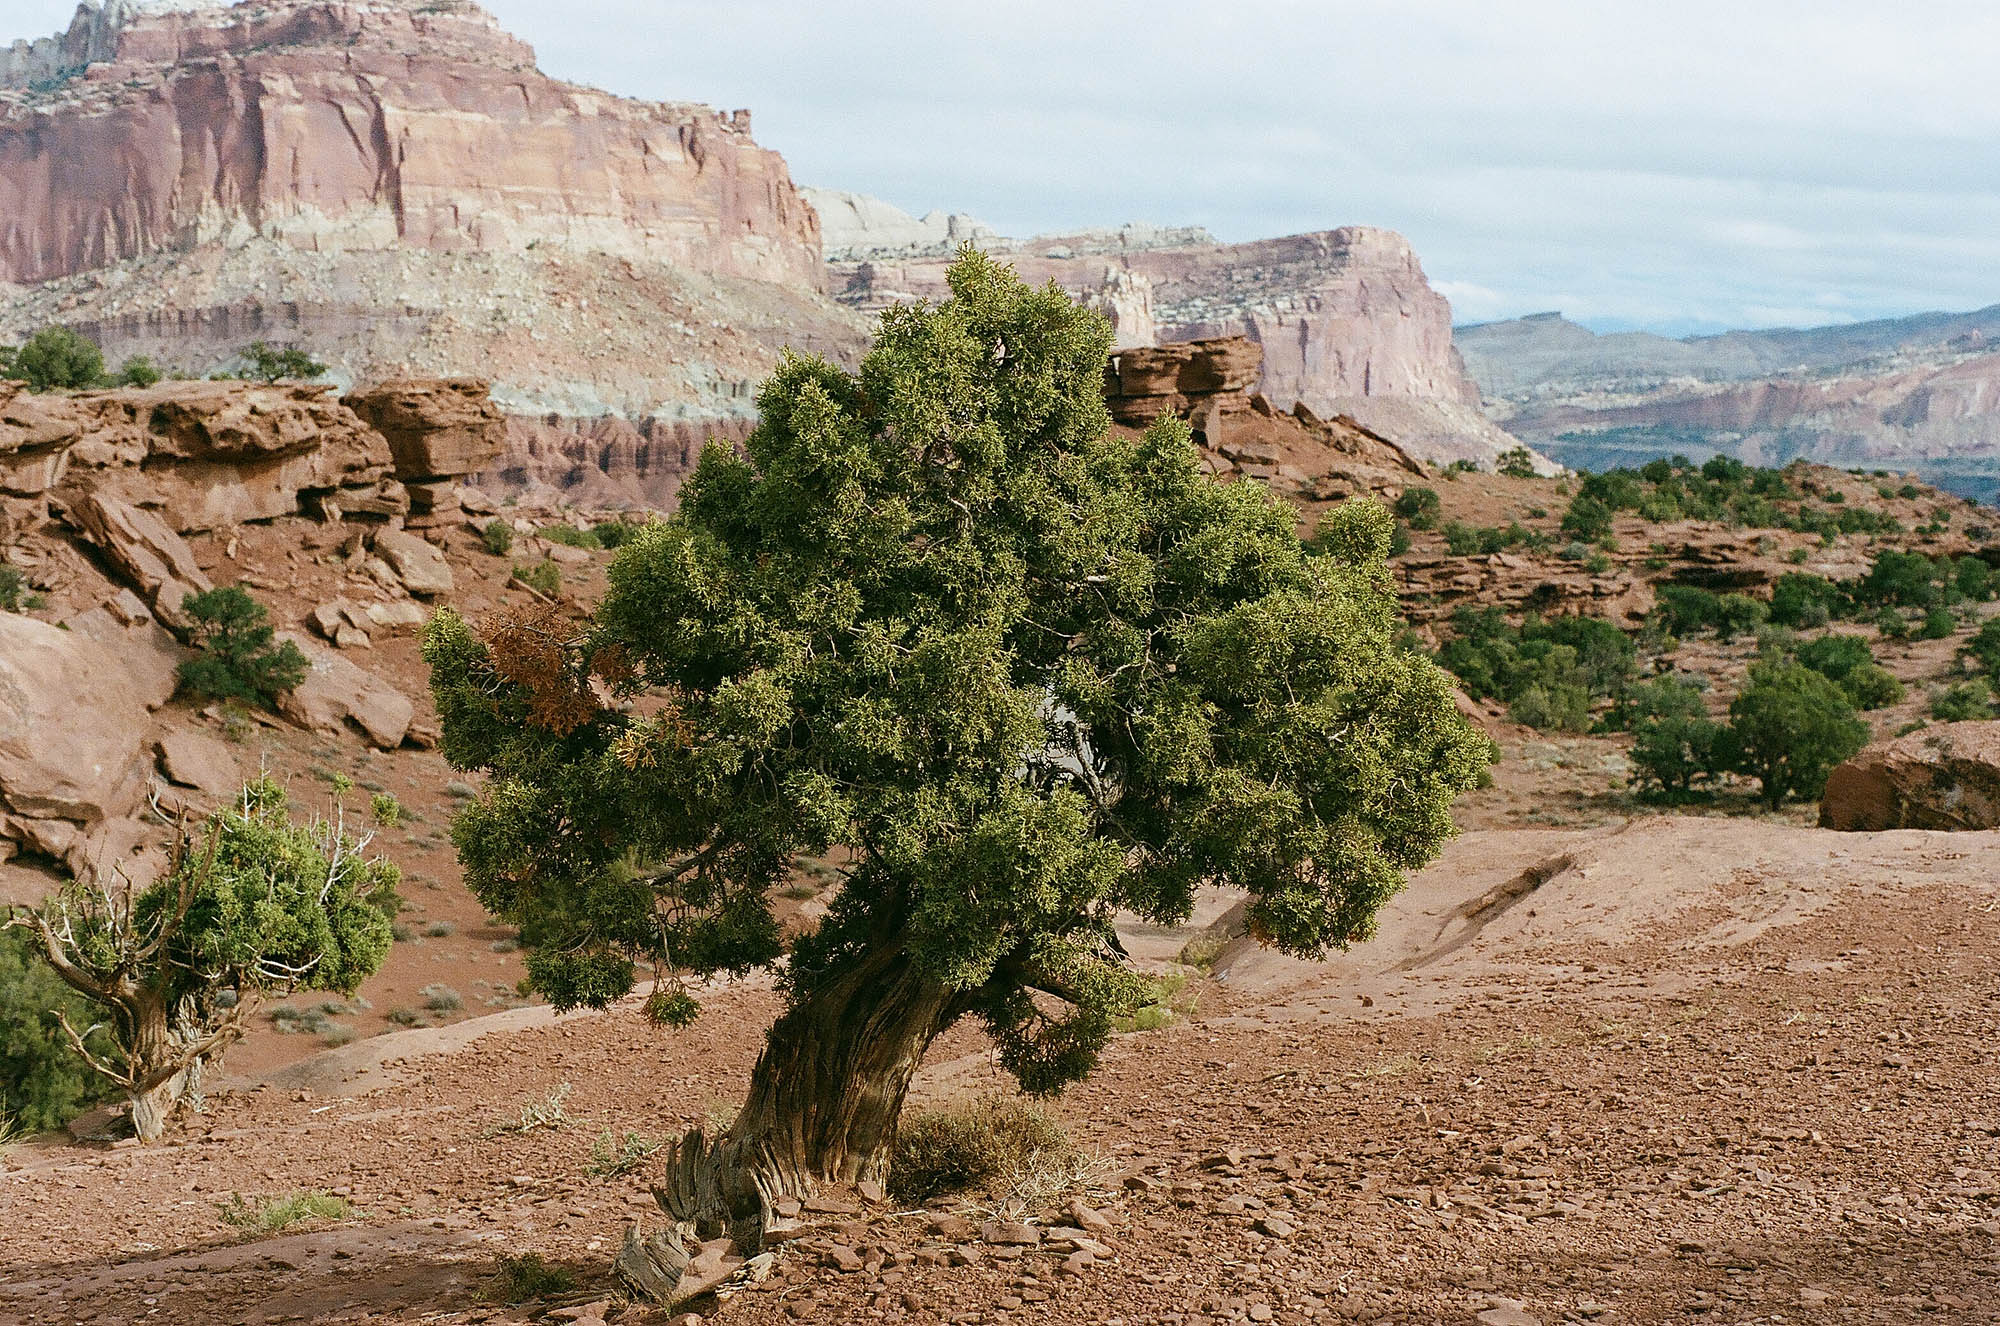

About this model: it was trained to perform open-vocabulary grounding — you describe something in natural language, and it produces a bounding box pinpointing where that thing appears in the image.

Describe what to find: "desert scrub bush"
[0,564,46,614]
[1920,606,1958,640]
[238,341,326,384]
[219,1190,352,1233]
[511,1081,571,1134]
[1115,970,1196,1032]
[1496,445,1538,479]
[591,517,645,549]
[586,1128,663,1177]
[542,524,602,549]
[480,520,515,556]
[420,982,462,1012]
[175,587,310,707]
[370,792,402,827]
[9,325,104,391]
[1434,606,1636,732]
[487,1253,576,1304]
[1768,572,1838,629]
[1929,679,1995,722]
[1728,662,1870,808]
[0,927,114,1135]
[423,920,456,938]
[510,559,561,597]
[1392,485,1441,530]
[1796,634,1904,710]
[5,777,397,1141]
[889,1097,1077,1205]
[1626,677,1730,802]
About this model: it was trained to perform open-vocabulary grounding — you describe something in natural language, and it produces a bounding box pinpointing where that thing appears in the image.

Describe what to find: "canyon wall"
[829,213,1521,466]
[0,0,822,289]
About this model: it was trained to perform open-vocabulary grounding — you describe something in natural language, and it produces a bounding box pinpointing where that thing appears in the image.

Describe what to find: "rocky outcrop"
[0,379,395,531]
[802,188,996,261]
[0,0,822,290]
[1820,723,2000,832]
[830,216,1524,467]
[345,377,507,517]
[485,413,757,511]
[275,631,413,749]
[1105,337,1264,433]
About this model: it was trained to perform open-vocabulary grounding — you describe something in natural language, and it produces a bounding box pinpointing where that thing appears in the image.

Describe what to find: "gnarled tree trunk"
[623,940,965,1299]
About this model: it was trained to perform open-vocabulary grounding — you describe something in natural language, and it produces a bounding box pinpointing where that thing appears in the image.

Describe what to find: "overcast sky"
[8,0,2000,334]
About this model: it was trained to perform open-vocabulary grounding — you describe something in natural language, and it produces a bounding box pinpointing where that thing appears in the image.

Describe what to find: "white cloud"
[2,0,1996,332]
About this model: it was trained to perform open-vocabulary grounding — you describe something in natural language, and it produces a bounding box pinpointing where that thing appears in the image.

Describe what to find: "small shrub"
[370,793,403,827]
[591,518,644,549]
[1962,617,2000,674]
[0,928,114,1135]
[1508,683,1592,733]
[1626,677,1730,802]
[512,560,562,598]
[1930,680,1995,722]
[420,982,462,1012]
[1392,486,1440,530]
[1496,446,1538,479]
[10,326,104,391]
[513,1081,571,1133]
[385,1007,424,1027]
[0,564,46,614]
[481,520,515,557]
[219,1190,352,1233]
[542,524,601,550]
[423,920,456,939]
[175,587,309,707]
[239,341,326,384]
[1920,606,1957,640]
[1560,494,1613,541]
[889,1097,1076,1205]
[113,355,162,388]
[1769,573,1837,629]
[586,1129,663,1177]
[487,1253,576,1305]
[1712,593,1769,641]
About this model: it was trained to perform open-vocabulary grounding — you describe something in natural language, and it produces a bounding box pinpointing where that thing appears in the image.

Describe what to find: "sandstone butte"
[0,0,1530,510]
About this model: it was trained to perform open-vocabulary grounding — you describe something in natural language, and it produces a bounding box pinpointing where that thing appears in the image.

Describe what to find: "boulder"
[155,731,241,797]
[69,491,213,629]
[373,529,455,598]
[274,633,414,750]
[1820,722,2000,831]
[344,380,509,481]
[0,613,152,825]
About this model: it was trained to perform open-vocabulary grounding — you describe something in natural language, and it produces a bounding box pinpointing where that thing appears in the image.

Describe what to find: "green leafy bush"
[1929,680,1995,722]
[9,326,103,391]
[239,341,326,384]
[511,560,561,597]
[1434,607,1636,733]
[480,520,515,556]
[487,1254,576,1304]
[113,355,162,388]
[0,564,45,614]
[1962,617,2000,675]
[1712,593,1769,641]
[1919,606,1957,640]
[0,928,114,1135]
[1392,486,1441,530]
[1768,572,1838,629]
[1626,677,1730,802]
[219,1190,353,1233]
[175,587,310,707]
[1496,446,1538,479]
[1727,662,1870,807]
[1560,494,1614,541]
[542,524,602,549]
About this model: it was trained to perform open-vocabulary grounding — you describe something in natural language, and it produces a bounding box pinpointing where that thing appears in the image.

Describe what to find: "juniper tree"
[424,250,1488,1252]
[5,778,397,1140]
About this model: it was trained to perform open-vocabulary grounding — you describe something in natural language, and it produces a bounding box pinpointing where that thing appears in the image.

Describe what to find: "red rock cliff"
[0,0,823,290]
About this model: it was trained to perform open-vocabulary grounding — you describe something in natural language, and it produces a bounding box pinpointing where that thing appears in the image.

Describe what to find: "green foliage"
[9,326,104,391]
[1768,573,1837,629]
[486,1254,576,1304]
[888,1097,1075,1204]
[0,928,114,1134]
[175,587,310,707]
[1496,446,1538,479]
[370,792,402,827]
[542,524,602,550]
[1919,606,1957,641]
[1855,550,1942,609]
[1560,494,1613,541]
[1797,634,1903,710]
[1712,593,1769,641]
[0,564,45,614]
[480,520,515,556]
[113,355,162,388]
[1929,679,1995,722]
[219,1190,353,1233]
[427,250,1487,1109]
[1441,520,1548,557]
[586,1128,663,1177]
[1392,486,1441,531]
[1963,617,2000,675]
[1626,677,1731,802]
[1654,584,1722,636]
[511,560,561,597]
[1727,662,1870,807]
[239,341,326,384]
[1433,608,1636,733]
[1953,556,1996,603]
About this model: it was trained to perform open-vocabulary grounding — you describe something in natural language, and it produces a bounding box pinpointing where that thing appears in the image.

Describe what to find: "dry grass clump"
[889,1097,1088,1208]
[218,1190,353,1233]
